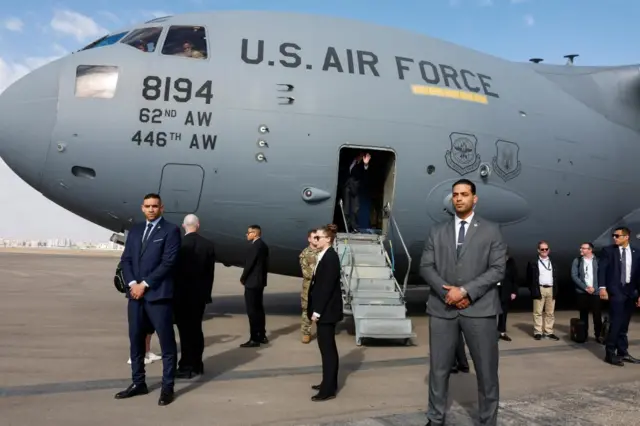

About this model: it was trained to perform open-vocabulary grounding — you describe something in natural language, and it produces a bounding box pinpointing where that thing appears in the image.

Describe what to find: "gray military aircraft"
[0,11,637,305]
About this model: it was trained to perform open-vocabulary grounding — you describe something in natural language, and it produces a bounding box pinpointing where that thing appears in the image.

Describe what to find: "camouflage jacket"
[299,246,318,281]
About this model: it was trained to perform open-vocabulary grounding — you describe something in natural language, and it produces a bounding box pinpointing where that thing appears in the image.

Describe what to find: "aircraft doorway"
[158,163,205,213]
[333,146,397,235]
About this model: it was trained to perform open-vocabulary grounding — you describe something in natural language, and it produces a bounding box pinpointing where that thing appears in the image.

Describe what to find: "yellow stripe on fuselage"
[410,84,488,104]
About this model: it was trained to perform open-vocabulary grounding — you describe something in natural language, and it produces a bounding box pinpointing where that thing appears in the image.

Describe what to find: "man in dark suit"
[598,226,640,366]
[420,178,506,426]
[115,193,181,406]
[174,214,216,378]
[239,224,269,347]
[343,151,371,232]
[498,253,518,341]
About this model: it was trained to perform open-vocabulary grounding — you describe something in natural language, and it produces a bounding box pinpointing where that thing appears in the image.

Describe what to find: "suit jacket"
[420,214,507,319]
[120,217,182,302]
[307,246,344,324]
[174,232,216,304]
[598,244,640,298]
[240,238,269,289]
[498,257,517,303]
[526,257,559,299]
[571,256,599,294]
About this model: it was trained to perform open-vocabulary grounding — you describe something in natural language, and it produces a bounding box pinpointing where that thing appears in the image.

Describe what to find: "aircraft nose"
[0,60,60,191]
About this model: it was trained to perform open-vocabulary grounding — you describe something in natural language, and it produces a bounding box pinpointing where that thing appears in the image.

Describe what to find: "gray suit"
[420,214,507,426]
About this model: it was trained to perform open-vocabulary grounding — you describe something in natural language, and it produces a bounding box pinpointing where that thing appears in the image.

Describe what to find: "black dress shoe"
[258,336,269,344]
[499,333,512,342]
[450,366,458,374]
[605,354,624,366]
[176,369,201,379]
[534,334,542,340]
[311,392,336,401]
[595,336,604,344]
[114,383,148,399]
[239,340,260,348]
[458,365,470,373]
[311,384,321,390]
[621,354,640,364]
[158,388,174,406]
[546,334,560,341]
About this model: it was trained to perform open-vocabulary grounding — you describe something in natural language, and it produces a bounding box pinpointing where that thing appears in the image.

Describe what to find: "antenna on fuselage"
[564,54,579,65]
[529,58,544,63]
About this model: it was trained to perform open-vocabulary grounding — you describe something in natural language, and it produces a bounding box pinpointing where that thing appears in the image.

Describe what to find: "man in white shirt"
[570,242,603,342]
[526,241,559,341]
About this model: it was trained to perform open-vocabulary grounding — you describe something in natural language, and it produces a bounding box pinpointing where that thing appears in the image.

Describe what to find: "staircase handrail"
[388,210,412,296]
[337,199,356,301]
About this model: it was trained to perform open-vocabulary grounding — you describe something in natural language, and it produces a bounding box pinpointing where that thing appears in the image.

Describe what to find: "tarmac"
[1,249,640,426]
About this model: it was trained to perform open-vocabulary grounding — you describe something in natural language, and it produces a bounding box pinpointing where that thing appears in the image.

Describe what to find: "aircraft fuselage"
[1,12,639,300]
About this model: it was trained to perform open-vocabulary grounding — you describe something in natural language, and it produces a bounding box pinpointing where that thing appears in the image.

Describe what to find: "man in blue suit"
[115,193,182,406]
[598,226,640,367]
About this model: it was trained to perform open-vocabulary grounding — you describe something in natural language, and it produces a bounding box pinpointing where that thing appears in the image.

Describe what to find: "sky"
[0,0,637,240]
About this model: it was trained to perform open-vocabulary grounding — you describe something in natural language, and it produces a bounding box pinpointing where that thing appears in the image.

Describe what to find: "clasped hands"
[129,283,146,300]
[443,285,470,309]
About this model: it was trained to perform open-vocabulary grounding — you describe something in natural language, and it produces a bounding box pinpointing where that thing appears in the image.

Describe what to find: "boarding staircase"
[336,200,415,346]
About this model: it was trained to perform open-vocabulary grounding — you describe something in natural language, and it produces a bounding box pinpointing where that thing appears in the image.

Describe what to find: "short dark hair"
[143,193,162,203]
[248,224,261,236]
[581,242,594,250]
[307,228,317,237]
[615,226,630,236]
[452,179,476,195]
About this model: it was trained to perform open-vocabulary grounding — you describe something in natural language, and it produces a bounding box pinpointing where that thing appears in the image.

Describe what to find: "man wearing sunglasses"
[526,241,559,341]
[598,227,640,366]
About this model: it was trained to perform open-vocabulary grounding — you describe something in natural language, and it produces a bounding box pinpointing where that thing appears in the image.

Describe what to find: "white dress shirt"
[311,246,330,319]
[583,256,594,288]
[128,216,162,288]
[619,245,632,284]
[538,257,553,286]
[454,211,474,248]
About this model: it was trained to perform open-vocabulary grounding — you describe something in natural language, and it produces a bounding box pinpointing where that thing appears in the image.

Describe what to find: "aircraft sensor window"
[120,27,163,52]
[80,31,129,51]
[161,25,208,59]
[75,65,119,99]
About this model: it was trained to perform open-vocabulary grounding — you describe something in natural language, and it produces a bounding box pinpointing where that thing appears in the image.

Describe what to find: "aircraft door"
[158,163,204,213]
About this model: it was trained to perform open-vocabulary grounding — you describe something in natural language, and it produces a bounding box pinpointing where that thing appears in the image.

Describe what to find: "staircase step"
[343,253,387,267]
[352,303,407,319]
[336,233,381,243]
[338,245,383,257]
[354,317,413,339]
[347,265,392,279]
[353,290,400,300]
[352,296,404,307]
[351,278,397,292]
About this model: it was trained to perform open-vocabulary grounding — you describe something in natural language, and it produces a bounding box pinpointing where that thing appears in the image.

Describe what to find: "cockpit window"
[75,65,119,99]
[80,31,128,51]
[120,27,163,53]
[161,26,208,59]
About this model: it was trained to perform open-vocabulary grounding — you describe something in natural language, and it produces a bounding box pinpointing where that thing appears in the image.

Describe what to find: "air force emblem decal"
[492,139,522,182]
[445,133,481,176]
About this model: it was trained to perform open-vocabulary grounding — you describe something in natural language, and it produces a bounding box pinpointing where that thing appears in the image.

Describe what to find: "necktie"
[621,248,627,285]
[457,220,466,257]
[142,223,153,247]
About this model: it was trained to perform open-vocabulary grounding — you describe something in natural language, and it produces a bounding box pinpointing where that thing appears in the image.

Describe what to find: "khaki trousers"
[533,286,555,335]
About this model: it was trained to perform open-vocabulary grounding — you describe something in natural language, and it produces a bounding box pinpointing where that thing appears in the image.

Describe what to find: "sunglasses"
[539,248,549,251]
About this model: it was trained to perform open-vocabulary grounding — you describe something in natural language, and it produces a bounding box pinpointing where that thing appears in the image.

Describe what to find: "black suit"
[498,257,517,333]
[307,246,343,396]
[598,244,640,358]
[174,232,215,373]
[343,159,368,230]
[240,238,269,341]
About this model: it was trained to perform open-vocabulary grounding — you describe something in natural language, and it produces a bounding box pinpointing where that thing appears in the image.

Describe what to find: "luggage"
[570,318,587,343]
[113,261,126,294]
